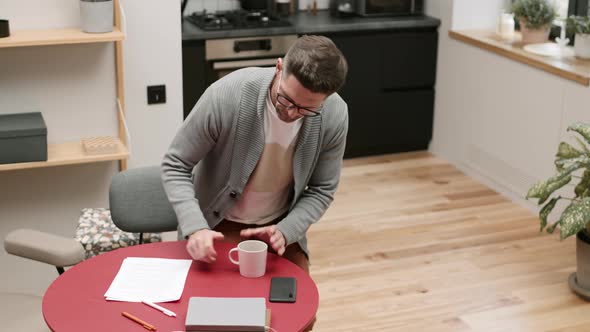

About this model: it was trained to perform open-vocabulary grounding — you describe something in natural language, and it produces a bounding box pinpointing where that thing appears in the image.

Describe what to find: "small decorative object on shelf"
[566,15,590,59]
[82,136,118,155]
[522,19,575,58]
[512,0,557,44]
[555,19,570,48]
[0,19,9,38]
[497,12,515,39]
[79,0,114,33]
[0,112,47,164]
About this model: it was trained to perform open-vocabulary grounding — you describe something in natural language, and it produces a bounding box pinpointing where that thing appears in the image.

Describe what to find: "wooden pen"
[122,311,157,331]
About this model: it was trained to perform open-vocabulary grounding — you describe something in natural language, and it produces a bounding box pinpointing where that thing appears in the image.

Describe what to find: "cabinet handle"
[213,58,278,70]
[233,39,272,53]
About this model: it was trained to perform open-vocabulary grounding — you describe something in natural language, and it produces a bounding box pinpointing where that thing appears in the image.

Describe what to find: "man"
[162,35,348,274]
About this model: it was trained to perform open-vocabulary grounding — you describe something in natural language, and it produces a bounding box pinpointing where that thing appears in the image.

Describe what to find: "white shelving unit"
[0,0,129,172]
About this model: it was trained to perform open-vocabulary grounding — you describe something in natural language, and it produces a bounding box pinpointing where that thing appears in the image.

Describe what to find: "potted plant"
[512,0,557,44]
[566,15,590,59]
[527,122,590,301]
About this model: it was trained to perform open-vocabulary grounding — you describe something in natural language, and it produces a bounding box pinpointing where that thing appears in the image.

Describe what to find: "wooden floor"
[307,152,587,332]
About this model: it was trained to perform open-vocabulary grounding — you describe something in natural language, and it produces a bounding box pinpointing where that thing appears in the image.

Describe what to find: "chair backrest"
[109,166,178,233]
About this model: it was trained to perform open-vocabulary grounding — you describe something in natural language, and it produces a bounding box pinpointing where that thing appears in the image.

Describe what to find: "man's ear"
[276,58,283,73]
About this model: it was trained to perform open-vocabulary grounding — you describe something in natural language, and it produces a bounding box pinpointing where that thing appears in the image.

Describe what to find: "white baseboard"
[429,146,539,215]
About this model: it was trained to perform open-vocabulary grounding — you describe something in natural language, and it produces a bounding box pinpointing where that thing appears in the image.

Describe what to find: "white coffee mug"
[228,240,268,278]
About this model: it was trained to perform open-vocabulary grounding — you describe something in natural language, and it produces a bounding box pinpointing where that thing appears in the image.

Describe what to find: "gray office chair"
[108,166,178,242]
[4,166,178,274]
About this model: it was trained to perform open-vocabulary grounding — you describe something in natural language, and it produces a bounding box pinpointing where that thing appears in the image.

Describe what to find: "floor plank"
[308,152,586,332]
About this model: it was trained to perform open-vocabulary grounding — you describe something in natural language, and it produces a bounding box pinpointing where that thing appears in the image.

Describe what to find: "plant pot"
[519,20,550,44]
[574,33,590,60]
[79,0,113,33]
[569,230,590,301]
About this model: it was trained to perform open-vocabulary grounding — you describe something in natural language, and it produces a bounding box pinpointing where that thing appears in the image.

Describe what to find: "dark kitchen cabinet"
[182,40,206,119]
[323,29,438,158]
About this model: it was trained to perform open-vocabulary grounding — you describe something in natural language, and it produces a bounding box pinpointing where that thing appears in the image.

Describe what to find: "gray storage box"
[0,112,47,164]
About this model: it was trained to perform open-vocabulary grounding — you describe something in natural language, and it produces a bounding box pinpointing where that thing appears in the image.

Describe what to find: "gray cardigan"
[161,67,348,255]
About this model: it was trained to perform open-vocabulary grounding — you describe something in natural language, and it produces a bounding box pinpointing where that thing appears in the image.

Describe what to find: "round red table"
[43,241,318,332]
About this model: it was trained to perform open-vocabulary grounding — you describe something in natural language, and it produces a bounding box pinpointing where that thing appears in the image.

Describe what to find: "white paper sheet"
[104,257,192,302]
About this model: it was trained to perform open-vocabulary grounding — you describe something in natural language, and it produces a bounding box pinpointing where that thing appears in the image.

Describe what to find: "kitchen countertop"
[449,29,590,86]
[182,10,441,41]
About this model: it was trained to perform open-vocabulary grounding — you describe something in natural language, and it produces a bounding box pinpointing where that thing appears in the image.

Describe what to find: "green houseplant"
[512,0,557,44]
[566,15,590,59]
[527,122,590,300]
[566,15,590,34]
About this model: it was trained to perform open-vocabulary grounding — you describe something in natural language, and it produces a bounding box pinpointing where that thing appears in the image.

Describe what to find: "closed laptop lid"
[185,297,266,332]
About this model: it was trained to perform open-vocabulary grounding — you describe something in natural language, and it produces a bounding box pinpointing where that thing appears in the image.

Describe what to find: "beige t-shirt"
[225,91,302,225]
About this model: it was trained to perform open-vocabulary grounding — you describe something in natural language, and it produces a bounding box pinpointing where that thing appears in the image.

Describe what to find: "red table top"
[43,240,318,332]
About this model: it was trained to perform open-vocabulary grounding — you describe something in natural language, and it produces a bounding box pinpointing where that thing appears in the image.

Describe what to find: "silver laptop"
[185,297,266,332]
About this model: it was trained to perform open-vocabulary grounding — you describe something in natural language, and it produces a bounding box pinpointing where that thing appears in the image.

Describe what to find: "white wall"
[0,0,182,296]
[452,0,510,30]
[426,0,590,211]
[122,0,183,168]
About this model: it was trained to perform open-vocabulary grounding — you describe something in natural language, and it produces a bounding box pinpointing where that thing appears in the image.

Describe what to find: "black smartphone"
[269,277,297,303]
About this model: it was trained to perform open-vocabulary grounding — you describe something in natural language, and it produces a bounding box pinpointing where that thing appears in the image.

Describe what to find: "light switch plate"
[147,85,166,105]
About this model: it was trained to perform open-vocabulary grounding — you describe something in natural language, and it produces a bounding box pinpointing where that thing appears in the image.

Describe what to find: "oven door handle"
[233,39,272,53]
[212,58,278,70]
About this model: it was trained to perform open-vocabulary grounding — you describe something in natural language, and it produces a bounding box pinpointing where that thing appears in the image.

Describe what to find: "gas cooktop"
[185,10,292,31]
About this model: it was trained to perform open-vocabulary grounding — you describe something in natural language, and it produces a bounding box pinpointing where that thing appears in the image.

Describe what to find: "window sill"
[449,29,590,86]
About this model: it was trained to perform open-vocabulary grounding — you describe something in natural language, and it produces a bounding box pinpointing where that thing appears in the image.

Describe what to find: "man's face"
[274,71,327,123]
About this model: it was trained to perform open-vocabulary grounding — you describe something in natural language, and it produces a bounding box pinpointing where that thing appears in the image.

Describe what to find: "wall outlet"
[147,85,166,104]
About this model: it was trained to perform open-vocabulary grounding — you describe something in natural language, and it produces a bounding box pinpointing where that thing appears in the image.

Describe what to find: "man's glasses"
[275,71,323,117]
[276,93,323,117]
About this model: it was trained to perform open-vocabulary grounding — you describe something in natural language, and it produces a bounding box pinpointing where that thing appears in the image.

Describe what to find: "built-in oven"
[206,35,298,80]
[182,34,297,118]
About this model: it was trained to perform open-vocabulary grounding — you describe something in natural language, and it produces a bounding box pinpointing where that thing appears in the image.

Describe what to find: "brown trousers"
[214,219,315,331]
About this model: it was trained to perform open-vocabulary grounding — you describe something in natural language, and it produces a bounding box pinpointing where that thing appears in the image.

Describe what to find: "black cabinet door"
[344,89,435,158]
[381,32,438,90]
[325,30,438,158]
[182,40,206,119]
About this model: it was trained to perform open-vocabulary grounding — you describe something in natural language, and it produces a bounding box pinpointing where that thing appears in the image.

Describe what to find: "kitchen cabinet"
[181,12,440,158]
[0,0,129,171]
[324,30,438,158]
[182,40,206,120]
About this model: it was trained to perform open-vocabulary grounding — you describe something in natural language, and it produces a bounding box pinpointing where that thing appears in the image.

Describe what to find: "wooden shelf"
[0,139,129,172]
[449,29,590,86]
[0,27,124,48]
[0,0,128,171]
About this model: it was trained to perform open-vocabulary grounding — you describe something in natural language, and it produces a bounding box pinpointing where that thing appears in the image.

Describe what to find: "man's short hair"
[283,35,348,95]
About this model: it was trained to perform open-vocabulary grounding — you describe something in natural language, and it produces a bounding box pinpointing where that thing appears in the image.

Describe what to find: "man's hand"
[240,225,286,256]
[186,229,225,262]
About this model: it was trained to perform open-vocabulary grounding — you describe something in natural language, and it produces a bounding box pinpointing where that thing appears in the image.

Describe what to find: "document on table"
[104,257,192,302]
